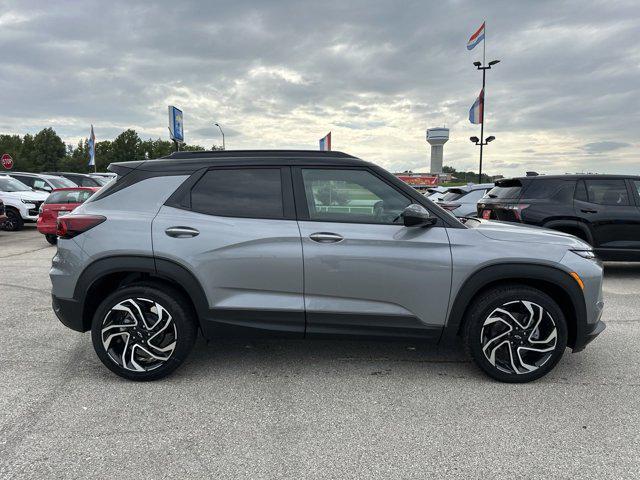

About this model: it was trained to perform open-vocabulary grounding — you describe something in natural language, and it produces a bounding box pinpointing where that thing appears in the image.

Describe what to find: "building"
[426,127,449,175]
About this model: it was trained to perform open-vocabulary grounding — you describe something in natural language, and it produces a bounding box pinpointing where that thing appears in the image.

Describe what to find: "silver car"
[437,183,495,217]
[50,150,605,382]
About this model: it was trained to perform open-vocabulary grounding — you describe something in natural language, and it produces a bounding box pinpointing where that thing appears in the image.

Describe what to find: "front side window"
[191,168,284,218]
[301,169,411,224]
[584,179,629,206]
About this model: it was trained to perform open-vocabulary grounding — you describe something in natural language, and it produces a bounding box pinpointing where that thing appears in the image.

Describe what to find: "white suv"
[0,175,49,231]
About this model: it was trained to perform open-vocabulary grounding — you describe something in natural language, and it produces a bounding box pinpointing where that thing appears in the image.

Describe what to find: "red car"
[37,187,99,244]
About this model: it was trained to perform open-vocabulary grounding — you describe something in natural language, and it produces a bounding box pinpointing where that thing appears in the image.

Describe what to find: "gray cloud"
[582,141,631,154]
[0,0,639,176]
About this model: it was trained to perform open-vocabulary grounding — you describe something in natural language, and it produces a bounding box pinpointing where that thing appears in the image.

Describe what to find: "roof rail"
[161,149,356,160]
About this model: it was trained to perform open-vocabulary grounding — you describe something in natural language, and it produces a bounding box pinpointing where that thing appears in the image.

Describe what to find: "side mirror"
[401,204,437,227]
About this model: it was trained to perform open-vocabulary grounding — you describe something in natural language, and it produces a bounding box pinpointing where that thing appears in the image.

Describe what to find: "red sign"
[1,154,13,170]
[395,174,438,187]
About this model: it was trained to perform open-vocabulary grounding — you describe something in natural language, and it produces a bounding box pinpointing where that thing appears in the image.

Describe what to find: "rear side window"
[45,189,95,204]
[522,179,576,202]
[191,168,284,218]
[486,179,523,199]
[584,179,630,206]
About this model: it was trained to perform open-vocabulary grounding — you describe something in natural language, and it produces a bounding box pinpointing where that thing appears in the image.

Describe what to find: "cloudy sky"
[0,0,638,175]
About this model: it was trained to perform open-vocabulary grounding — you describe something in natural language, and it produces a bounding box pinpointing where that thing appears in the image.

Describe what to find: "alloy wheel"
[480,300,558,375]
[101,297,177,372]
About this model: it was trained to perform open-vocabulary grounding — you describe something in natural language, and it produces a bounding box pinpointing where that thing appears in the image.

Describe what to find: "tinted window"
[45,189,94,204]
[523,179,575,202]
[634,181,640,199]
[191,168,284,218]
[486,179,523,199]
[11,175,34,187]
[585,179,629,206]
[32,178,51,191]
[80,177,100,187]
[440,189,467,202]
[575,180,588,202]
[301,168,410,224]
[48,177,76,189]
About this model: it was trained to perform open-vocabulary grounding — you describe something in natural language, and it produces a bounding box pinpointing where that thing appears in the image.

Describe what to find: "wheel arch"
[74,255,209,332]
[441,263,587,350]
[542,219,593,245]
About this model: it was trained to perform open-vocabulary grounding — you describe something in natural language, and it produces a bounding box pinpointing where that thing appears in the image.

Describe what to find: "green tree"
[111,129,141,163]
[32,128,66,172]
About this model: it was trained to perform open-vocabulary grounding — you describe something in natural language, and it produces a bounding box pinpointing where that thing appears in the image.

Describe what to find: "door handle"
[165,226,200,238]
[309,232,344,243]
[581,209,598,214]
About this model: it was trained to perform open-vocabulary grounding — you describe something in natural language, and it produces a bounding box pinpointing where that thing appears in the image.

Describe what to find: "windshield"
[0,176,31,192]
[91,176,111,186]
[48,177,77,189]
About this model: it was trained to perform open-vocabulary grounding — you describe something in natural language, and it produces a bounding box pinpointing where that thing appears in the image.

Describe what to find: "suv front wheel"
[463,285,568,383]
[91,283,197,381]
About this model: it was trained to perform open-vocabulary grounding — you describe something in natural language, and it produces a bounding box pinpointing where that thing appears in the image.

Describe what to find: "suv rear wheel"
[463,285,567,383]
[91,283,197,381]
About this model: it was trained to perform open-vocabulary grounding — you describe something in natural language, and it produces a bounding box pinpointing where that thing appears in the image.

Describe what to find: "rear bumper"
[52,294,86,332]
[37,219,56,234]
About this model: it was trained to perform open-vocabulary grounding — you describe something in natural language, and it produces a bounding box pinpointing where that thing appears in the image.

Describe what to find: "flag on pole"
[469,89,484,124]
[319,131,331,151]
[88,125,96,167]
[466,22,485,50]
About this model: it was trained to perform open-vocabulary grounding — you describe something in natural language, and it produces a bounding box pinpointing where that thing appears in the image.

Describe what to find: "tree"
[32,128,66,172]
[111,129,142,163]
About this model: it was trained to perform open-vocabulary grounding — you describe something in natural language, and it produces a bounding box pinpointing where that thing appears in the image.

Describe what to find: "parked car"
[0,175,49,230]
[42,171,103,187]
[50,150,605,383]
[89,172,117,183]
[478,175,640,261]
[437,183,494,217]
[0,199,6,225]
[37,187,100,245]
[7,172,76,193]
[424,186,448,201]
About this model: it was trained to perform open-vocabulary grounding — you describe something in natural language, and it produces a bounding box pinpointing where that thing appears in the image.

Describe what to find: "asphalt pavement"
[0,226,639,479]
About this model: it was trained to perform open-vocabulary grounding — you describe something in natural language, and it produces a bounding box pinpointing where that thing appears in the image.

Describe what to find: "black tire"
[2,209,24,231]
[91,282,197,381]
[45,234,57,245]
[463,285,567,383]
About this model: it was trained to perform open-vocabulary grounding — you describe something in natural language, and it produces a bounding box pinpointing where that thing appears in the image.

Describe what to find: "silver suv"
[50,150,605,382]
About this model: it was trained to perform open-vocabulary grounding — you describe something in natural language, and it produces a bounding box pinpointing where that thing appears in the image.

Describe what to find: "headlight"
[571,249,596,260]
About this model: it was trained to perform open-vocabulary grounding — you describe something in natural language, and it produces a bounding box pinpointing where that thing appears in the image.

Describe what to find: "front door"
[294,167,452,340]
[152,166,305,337]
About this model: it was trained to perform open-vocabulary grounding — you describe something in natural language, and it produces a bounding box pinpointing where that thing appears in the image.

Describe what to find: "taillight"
[503,204,530,221]
[56,215,106,239]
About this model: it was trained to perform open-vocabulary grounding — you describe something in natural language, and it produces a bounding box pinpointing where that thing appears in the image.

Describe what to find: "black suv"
[478,175,640,261]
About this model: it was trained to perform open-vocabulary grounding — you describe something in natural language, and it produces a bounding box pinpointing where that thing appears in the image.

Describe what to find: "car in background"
[478,174,640,261]
[0,199,6,225]
[0,175,49,231]
[437,183,494,217]
[89,172,117,184]
[42,172,104,187]
[424,186,448,201]
[8,172,76,193]
[37,187,100,245]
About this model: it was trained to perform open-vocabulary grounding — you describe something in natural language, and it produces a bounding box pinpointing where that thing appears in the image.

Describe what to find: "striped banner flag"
[319,131,331,151]
[469,89,484,124]
[467,22,485,50]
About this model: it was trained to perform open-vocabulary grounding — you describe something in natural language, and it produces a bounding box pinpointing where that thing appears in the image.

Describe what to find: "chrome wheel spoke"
[101,296,178,372]
[481,300,558,375]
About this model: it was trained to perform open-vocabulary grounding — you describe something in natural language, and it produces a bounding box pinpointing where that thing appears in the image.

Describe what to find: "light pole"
[470,135,495,183]
[214,123,225,150]
[473,59,499,183]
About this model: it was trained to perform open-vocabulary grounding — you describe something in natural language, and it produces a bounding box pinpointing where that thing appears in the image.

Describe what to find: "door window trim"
[292,166,418,226]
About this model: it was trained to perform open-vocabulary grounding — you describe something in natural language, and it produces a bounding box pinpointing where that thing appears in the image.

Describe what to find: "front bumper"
[52,294,86,332]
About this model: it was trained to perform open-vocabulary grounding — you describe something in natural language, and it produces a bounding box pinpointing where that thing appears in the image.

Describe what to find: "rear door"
[152,166,305,336]
[294,166,452,340]
[574,178,640,253]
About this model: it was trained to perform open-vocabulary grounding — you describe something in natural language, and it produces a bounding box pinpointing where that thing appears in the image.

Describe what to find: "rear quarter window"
[522,179,576,203]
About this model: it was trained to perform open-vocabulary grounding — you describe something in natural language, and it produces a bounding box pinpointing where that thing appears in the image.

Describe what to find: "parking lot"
[0,226,639,479]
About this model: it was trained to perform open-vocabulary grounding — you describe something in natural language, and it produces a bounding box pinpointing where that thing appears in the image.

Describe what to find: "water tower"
[426,127,449,174]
